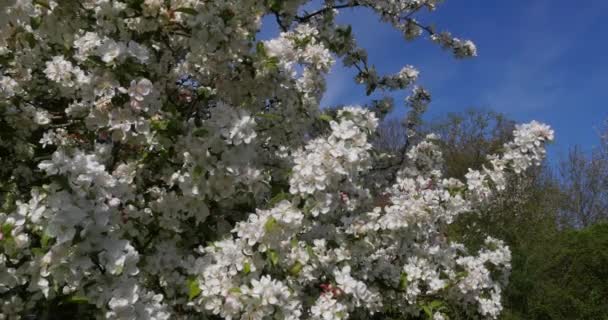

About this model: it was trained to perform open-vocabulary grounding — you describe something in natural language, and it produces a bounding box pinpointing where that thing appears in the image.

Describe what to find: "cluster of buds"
[320,283,344,298]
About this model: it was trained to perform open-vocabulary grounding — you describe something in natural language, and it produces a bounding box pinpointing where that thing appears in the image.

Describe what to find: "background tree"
[504,223,608,320]
[558,142,608,227]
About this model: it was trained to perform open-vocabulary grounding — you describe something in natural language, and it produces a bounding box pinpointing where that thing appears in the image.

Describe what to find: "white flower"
[213,103,257,145]
[227,113,257,145]
[127,41,150,64]
[334,265,381,309]
[73,32,102,60]
[0,76,19,97]
[98,38,125,63]
[128,78,153,111]
[311,294,347,320]
[248,275,290,306]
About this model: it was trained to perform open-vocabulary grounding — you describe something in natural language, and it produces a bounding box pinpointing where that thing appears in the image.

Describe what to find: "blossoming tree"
[0,0,554,319]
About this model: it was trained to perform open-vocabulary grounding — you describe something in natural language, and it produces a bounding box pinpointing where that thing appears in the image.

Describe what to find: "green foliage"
[505,223,608,320]
[187,277,202,300]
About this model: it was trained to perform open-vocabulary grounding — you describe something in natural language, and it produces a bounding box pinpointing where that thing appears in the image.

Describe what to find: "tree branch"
[296,2,361,23]
[273,11,288,32]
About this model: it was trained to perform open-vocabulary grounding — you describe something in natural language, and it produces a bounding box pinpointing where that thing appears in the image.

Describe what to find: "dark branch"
[273,12,288,32]
[403,17,436,36]
[295,2,361,23]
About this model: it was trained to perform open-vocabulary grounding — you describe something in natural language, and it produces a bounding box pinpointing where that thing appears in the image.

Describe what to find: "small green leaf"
[219,9,235,22]
[243,262,251,274]
[187,277,201,300]
[192,165,204,178]
[290,238,298,248]
[31,248,44,256]
[422,305,433,317]
[151,119,169,131]
[24,33,36,48]
[66,295,89,304]
[174,7,198,15]
[289,261,303,276]
[268,0,282,12]
[264,56,279,70]
[268,192,289,206]
[319,114,333,122]
[30,17,42,30]
[33,0,51,9]
[256,42,266,57]
[429,300,444,309]
[192,127,209,137]
[399,272,408,290]
[228,287,242,294]
[306,244,315,257]
[40,232,52,249]
[264,217,278,232]
[1,223,13,237]
[456,271,468,280]
[126,0,145,10]
[268,249,279,266]
[256,113,282,121]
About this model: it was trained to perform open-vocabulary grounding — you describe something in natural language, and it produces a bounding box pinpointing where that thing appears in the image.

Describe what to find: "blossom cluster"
[0,0,552,319]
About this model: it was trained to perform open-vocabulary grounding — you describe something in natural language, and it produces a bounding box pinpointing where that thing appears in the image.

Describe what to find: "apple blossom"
[0,0,553,319]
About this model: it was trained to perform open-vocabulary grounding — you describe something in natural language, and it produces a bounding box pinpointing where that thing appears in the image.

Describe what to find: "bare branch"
[295,2,361,23]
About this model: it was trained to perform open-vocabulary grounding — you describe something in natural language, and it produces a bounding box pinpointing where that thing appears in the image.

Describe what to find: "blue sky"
[260,0,608,162]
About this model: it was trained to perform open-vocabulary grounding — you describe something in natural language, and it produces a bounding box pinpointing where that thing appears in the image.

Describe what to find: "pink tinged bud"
[339,192,349,203]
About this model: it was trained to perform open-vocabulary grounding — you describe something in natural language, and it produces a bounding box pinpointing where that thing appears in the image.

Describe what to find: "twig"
[295,2,360,23]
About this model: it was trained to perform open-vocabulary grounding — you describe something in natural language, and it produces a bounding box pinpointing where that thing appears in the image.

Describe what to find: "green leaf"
[429,300,444,309]
[306,244,315,257]
[41,232,52,249]
[267,0,282,12]
[1,223,13,237]
[219,9,235,22]
[399,272,408,290]
[422,305,433,318]
[264,217,278,232]
[174,7,198,15]
[151,119,169,131]
[290,238,298,248]
[126,0,145,10]
[192,165,204,178]
[30,17,42,30]
[289,261,303,276]
[399,272,408,289]
[256,112,282,121]
[33,0,51,9]
[269,192,289,206]
[243,262,251,274]
[192,127,209,137]
[319,114,333,122]
[66,295,89,304]
[24,33,36,48]
[256,42,266,57]
[31,248,44,257]
[187,277,201,300]
[268,249,279,266]
[264,56,279,70]
[228,287,242,294]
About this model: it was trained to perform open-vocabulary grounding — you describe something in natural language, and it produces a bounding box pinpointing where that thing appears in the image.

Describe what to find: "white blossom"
[0,1,553,319]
